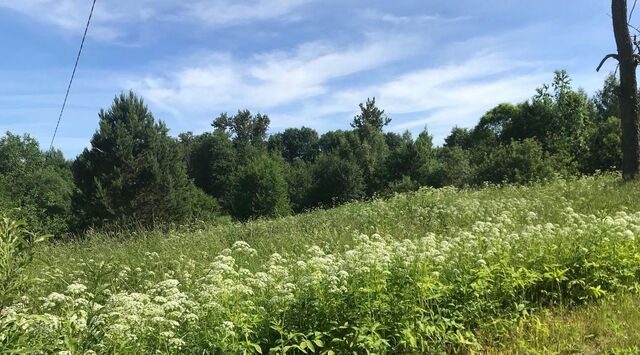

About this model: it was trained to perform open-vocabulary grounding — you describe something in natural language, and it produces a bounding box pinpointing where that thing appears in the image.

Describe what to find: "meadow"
[3,174,640,353]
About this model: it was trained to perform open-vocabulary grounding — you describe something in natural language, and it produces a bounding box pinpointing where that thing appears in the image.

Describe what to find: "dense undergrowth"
[2,174,640,353]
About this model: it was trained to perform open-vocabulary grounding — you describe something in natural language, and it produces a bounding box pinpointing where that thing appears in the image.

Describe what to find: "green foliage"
[586,116,622,172]
[488,293,640,353]
[72,92,213,230]
[385,175,419,195]
[427,146,473,188]
[477,103,523,144]
[230,153,291,220]
[413,128,438,185]
[383,131,418,185]
[310,153,365,207]
[285,158,314,213]
[268,127,320,163]
[594,73,620,121]
[0,69,632,231]
[4,176,640,353]
[0,217,48,308]
[350,125,390,196]
[182,130,236,205]
[444,126,474,149]
[351,97,391,132]
[213,110,270,155]
[318,130,350,155]
[0,133,73,236]
[477,139,557,184]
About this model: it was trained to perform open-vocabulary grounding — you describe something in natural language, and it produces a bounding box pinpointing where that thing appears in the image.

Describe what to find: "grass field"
[3,174,640,353]
[487,293,640,354]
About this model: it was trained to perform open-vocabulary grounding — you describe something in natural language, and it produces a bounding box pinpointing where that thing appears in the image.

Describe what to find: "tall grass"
[2,174,640,353]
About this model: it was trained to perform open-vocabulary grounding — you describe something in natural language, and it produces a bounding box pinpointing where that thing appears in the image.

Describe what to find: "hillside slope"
[2,174,640,353]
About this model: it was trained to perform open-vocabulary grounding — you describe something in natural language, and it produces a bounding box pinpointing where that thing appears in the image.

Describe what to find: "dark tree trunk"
[612,0,640,180]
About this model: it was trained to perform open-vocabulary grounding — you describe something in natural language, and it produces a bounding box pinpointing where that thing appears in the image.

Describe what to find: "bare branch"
[597,53,620,71]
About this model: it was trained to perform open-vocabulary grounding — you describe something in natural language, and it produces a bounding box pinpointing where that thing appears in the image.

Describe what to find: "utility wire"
[49,0,97,151]
[630,0,638,22]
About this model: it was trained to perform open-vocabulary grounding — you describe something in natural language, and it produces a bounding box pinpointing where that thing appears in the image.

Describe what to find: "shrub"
[230,153,291,220]
[0,217,47,308]
[477,139,557,184]
[310,154,365,207]
[0,133,73,236]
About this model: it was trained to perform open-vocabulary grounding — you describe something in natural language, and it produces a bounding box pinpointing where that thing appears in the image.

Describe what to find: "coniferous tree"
[72,92,214,229]
[593,73,621,121]
[351,97,391,132]
[350,99,391,195]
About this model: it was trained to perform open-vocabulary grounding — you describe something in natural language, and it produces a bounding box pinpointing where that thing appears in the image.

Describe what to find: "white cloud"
[0,0,310,40]
[122,37,550,141]
[0,0,128,40]
[126,35,418,115]
[186,0,310,26]
[282,51,547,132]
[361,9,470,25]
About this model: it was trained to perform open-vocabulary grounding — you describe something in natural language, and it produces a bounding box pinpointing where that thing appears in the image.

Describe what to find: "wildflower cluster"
[2,175,640,353]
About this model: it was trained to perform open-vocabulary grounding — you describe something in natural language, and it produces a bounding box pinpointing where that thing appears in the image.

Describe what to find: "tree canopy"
[0,70,628,236]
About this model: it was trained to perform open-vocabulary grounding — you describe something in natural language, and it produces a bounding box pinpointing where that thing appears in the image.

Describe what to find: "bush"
[585,116,622,173]
[0,133,73,236]
[477,139,557,184]
[0,217,47,308]
[286,158,314,213]
[310,154,365,207]
[385,175,419,195]
[230,154,291,221]
[425,146,473,188]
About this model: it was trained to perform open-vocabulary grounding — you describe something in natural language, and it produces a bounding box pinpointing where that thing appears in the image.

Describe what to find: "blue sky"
[0,0,623,157]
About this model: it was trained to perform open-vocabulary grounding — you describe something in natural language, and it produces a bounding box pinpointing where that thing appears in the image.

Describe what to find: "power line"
[49,0,97,151]
[630,0,638,22]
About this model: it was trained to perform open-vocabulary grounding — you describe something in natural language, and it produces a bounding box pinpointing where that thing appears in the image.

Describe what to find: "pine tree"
[351,97,391,132]
[72,92,212,229]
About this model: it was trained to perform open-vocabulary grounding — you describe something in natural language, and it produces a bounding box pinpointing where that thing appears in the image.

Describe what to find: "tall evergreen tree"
[351,97,391,132]
[593,73,621,121]
[72,92,213,229]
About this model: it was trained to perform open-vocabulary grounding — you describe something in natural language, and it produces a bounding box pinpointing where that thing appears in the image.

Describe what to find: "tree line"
[0,70,624,236]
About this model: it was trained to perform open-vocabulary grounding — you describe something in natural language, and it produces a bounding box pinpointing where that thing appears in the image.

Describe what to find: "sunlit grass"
[486,293,640,354]
[3,173,640,353]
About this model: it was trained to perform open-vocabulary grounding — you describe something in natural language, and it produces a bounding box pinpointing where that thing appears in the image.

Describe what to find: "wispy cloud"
[361,9,470,25]
[122,32,550,140]
[0,0,311,40]
[126,34,419,115]
[186,0,311,26]
[0,0,123,40]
